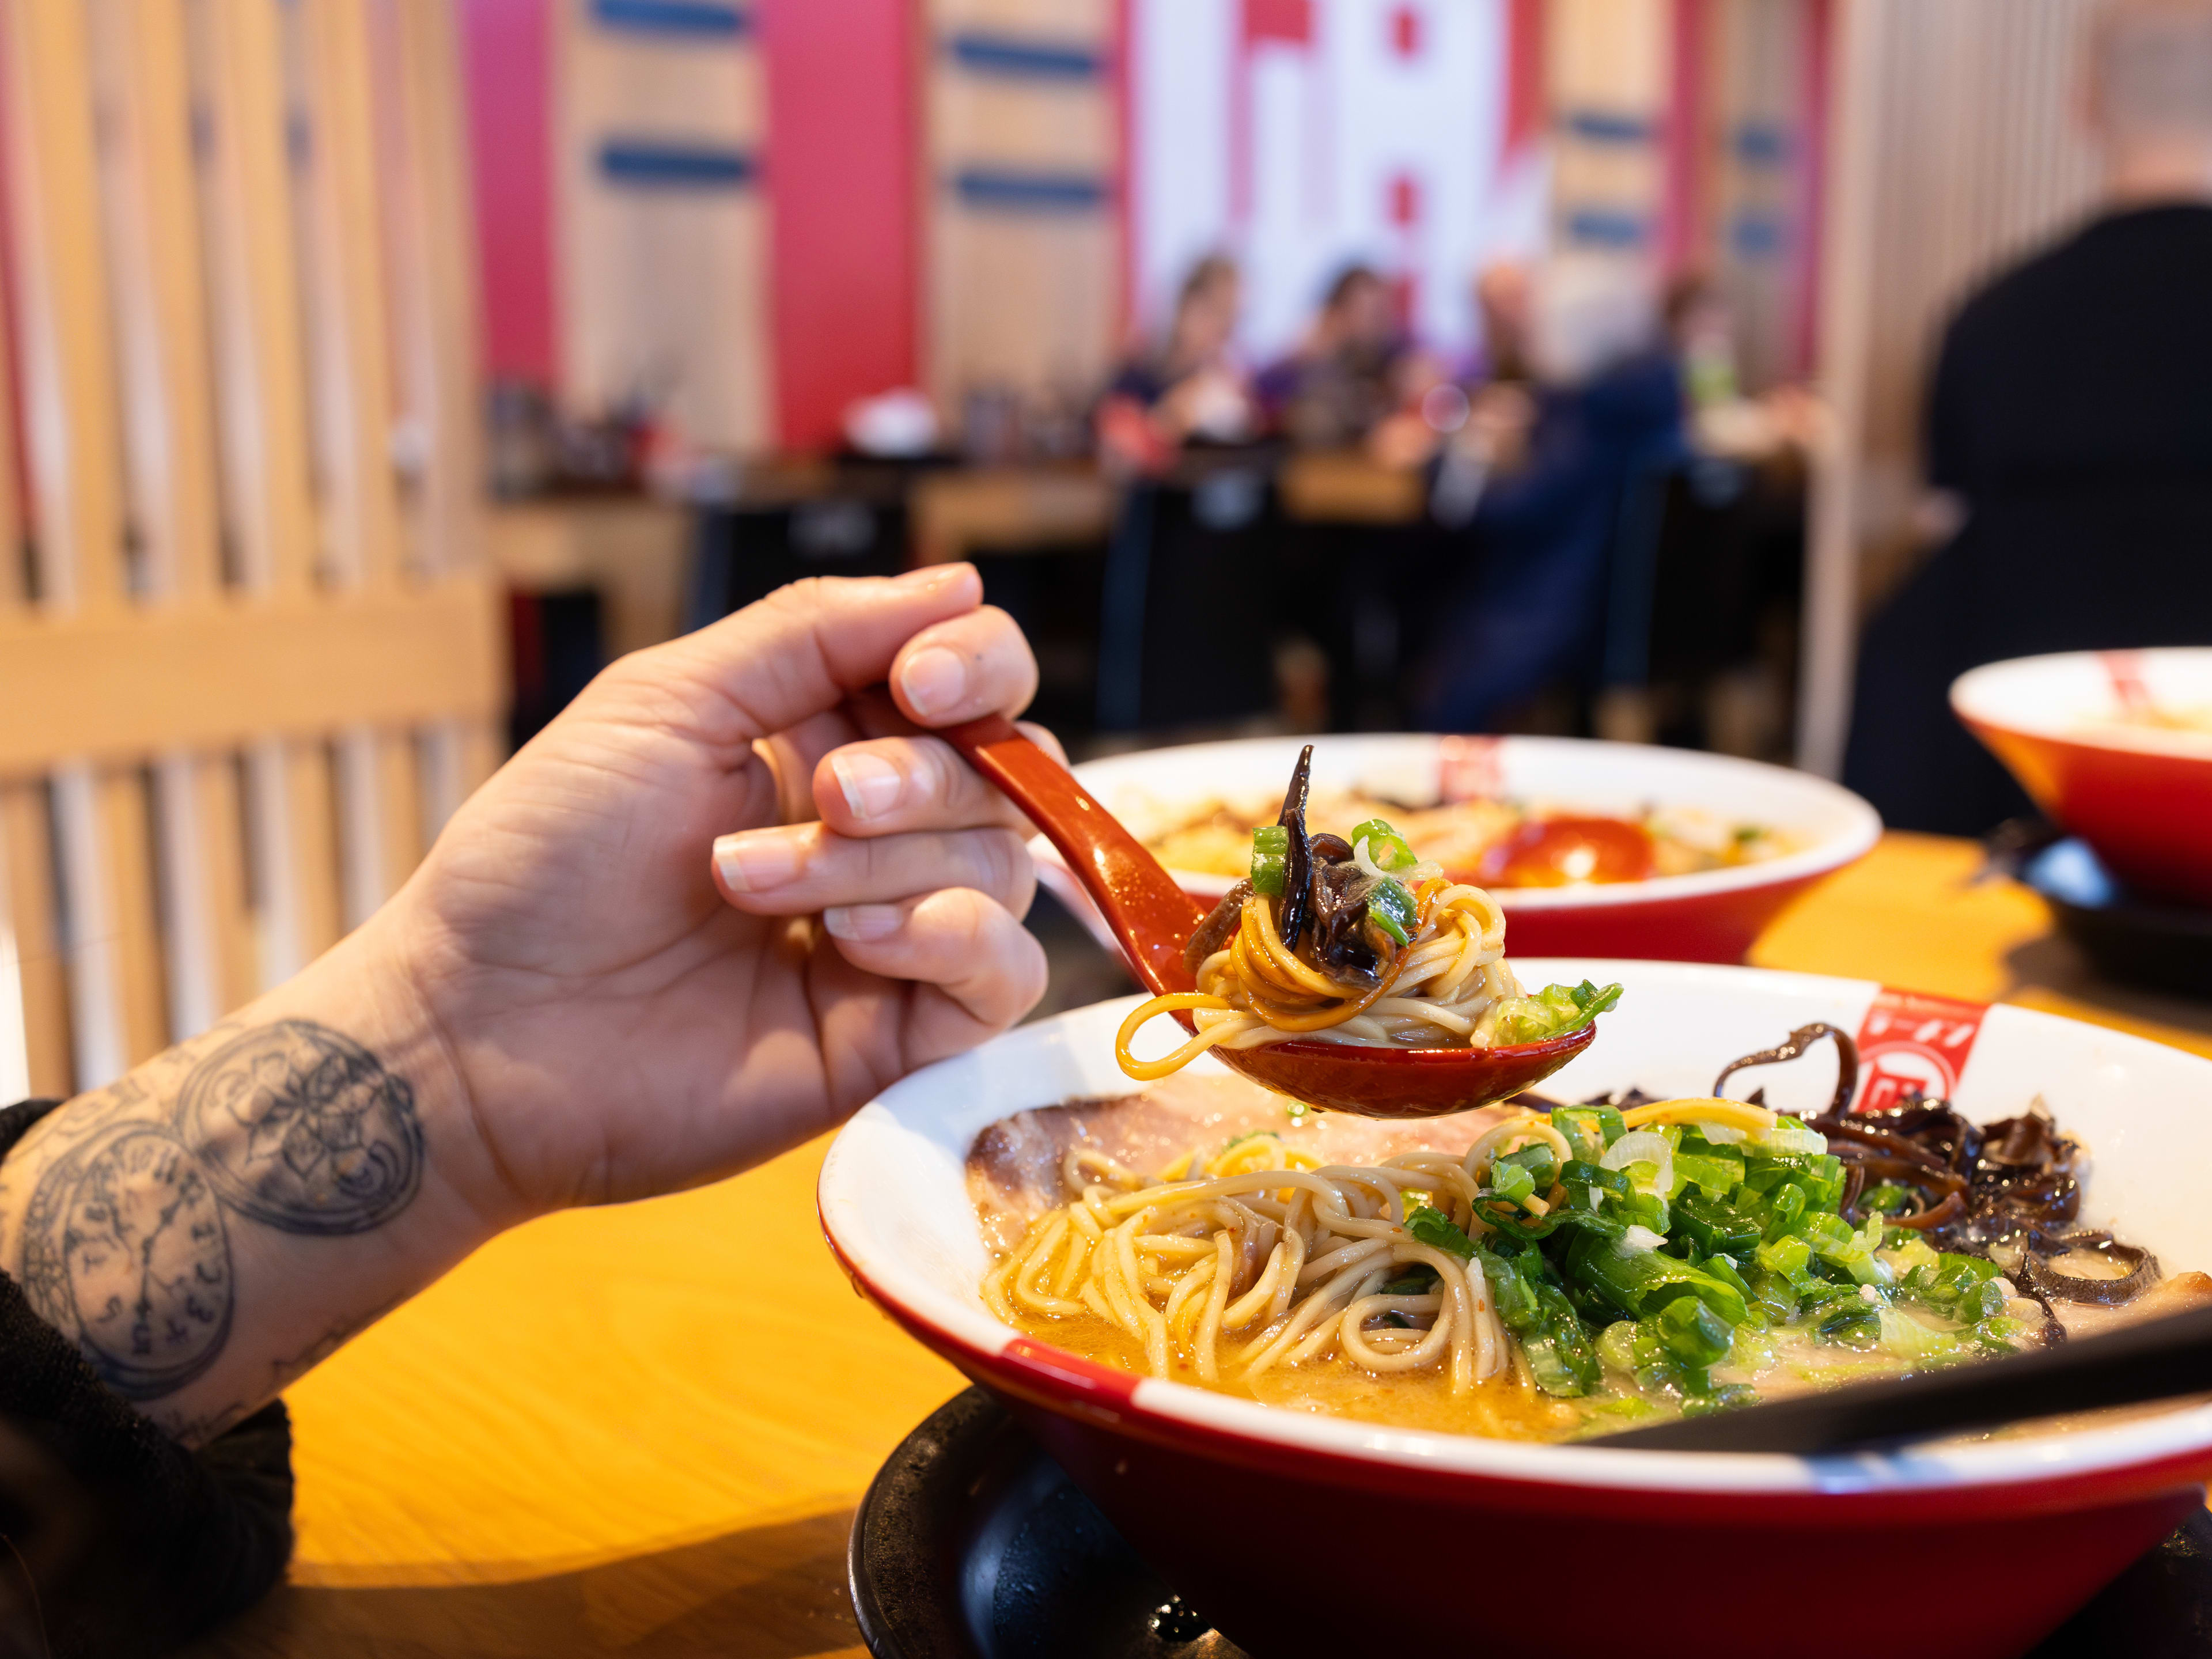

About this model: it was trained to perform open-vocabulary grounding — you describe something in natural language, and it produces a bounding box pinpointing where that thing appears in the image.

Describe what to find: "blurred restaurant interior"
[12,0,2212,1652]
[0,0,2153,1101]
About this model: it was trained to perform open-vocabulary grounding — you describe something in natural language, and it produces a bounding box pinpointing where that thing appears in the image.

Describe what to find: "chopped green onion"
[1494,980,1625,1046]
[1489,1162,1537,1205]
[1405,1206,1477,1260]
[1364,876,1416,946]
[1349,817,1420,872]
[1249,824,1289,896]
[1658,1294,1734,1368]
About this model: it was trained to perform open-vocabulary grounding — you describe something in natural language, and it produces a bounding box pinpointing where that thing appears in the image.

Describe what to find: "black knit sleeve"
[0,1100,294,1658]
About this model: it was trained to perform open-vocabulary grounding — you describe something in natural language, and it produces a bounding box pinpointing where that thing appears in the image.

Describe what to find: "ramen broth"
[1145,791,1791,889]
[969,1072,2207,1444]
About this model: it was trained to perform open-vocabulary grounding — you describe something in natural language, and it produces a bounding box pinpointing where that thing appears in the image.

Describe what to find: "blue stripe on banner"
[590,0,751,36]
[599,140,757,188]
[1562,206,1649,248]
[946,31,1104,78]
[1732,122,1789,166]
[1730,213,1787,259]
[1559,108,1656,145]
[951,168,1109,211]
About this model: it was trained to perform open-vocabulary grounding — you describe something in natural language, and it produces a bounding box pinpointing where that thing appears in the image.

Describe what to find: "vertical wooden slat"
[372,728,421,905]
[151,751,255,1033]
[2,0,126,612]
[89,0,223,603]
[50,770,165,1079]
[244,735,341,986]
[290,0,414,925]
[291,0,404,593]
[191,0,345,986]
[0,1,49,1094]
[376,0,483,581]
[93,0,263,1039]
[0,786,70,1098]
[284,737,341,958]
[4,0,170,1075]
[373,0,497,858]
[192,0,316,599]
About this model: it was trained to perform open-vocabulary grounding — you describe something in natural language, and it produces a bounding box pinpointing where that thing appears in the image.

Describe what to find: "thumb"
[648,567,985,752]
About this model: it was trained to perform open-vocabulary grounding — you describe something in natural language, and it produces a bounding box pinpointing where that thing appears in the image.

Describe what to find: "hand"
[387,567,1054,1219]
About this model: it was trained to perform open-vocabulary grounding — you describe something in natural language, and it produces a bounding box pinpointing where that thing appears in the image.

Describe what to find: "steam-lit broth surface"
[969,1070,2209,1445]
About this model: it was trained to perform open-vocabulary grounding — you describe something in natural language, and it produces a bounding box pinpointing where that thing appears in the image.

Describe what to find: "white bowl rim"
[820,966,2212,1502]
[1031,733,1883,912]
[1952,648,2212,755]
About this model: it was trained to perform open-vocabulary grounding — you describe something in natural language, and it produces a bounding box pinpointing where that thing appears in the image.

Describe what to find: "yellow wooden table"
[186,831,2212,1657]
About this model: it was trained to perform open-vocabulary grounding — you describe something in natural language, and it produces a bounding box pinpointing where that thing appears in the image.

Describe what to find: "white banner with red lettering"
[1127,0,1540,361]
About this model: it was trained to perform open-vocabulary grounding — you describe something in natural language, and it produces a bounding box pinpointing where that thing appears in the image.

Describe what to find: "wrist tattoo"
[176,1021,423,1235]
[20,1124,233,1399]
[5,1019,423,1407]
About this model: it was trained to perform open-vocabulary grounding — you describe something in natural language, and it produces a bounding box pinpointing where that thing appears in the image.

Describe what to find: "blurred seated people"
[1415,254,1687,731]
[1847,0,2212,835]
[1370,260,1538,494]
[1257,264,1408,449]
[1666,272,1826,464]
[1096,255,1253,474]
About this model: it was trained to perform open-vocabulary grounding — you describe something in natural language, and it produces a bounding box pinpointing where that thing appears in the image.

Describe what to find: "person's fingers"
[605,566,984,755]
[809,721,1066,837]
[820,888,1048,1040]
[713,823,1036,916]
[887,605,1038,728]
[754,708,863,824]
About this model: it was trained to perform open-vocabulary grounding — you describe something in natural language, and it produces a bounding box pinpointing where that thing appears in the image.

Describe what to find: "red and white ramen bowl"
[1954,649,2212,906]
[819,961,2212,1659]
[1029,734,1880,965]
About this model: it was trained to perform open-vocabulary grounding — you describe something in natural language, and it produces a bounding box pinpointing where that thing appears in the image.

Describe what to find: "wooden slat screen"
[1800,0,2101,777]
[0,0,499,1094]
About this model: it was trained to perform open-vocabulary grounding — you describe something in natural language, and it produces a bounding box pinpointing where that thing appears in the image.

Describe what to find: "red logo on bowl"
[1438,734,1502,803]
[1853,987,1988,1112]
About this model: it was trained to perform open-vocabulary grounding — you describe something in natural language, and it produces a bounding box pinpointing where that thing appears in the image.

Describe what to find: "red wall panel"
[761,0,921,450]
[459,0,559,389]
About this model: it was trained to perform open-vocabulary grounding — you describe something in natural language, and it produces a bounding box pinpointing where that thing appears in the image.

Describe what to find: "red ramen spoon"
[940,714,1594,1119]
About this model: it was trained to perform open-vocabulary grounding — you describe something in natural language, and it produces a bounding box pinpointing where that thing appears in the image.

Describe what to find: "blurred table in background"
[487,499,694,662]
[1276,449,1425,524]
[908,462,1115,567]
[185,831,2212,1657]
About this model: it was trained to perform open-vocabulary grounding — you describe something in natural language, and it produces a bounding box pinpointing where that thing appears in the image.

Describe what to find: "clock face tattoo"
[20,1124,234,1399]
[174,1021,423,1236]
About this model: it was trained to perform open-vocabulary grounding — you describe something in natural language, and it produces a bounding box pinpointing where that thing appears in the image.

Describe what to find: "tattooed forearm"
[1,1019,426,1422]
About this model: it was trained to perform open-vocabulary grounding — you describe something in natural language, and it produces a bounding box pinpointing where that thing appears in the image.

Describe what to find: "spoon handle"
[940,715,1206,997]
[1594,1303,2212,1454]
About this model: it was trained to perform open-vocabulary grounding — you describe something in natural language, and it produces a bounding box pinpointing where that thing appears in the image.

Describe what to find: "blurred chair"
[0,0,499,1099]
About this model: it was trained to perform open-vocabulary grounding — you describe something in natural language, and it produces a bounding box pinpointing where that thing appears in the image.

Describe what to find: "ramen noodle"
[1113,745,1622,1083]
[972,1028,2203,1443]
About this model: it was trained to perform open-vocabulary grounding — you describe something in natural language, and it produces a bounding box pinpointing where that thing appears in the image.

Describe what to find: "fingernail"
[899,646,968,719]
[893,565,961,590]
[831,751,904,820]
[823,904,903,941]
[714,831,800,893]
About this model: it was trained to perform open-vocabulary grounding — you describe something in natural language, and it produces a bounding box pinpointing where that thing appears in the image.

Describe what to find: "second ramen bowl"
[1030,734,1880,964]
[1955,648,2212,906]
[820,964,2212,1659]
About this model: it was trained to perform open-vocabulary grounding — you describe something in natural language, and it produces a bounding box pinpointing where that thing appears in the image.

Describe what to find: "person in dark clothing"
[1257,264,1410,449]
[1096,255,1253,473]
[1846,0,2212,834]
[1418,257,1686,730]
